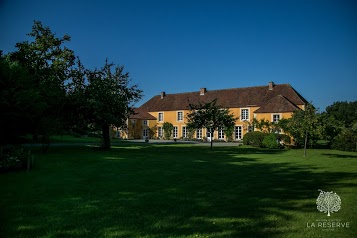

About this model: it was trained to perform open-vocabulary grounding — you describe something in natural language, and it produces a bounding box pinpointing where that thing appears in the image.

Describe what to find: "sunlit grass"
[1,144,356,237]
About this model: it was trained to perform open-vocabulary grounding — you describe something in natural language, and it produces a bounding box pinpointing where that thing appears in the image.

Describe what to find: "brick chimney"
[200,88,207,95]
[160,92,166,99]
[269,82,274,90]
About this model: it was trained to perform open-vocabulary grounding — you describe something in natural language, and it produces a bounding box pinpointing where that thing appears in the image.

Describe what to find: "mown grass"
[1,144,356,238]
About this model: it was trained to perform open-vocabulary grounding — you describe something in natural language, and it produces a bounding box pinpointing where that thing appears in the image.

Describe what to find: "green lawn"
[1,144,356,238]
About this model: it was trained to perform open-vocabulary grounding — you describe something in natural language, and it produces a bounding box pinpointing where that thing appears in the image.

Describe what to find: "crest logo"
[316,189,341,216]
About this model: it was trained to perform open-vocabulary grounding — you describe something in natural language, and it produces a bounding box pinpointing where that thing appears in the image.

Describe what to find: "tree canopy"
[186,99,237,150]
[280,103,322,157]
[1,21,142,149]
[81,60,142,149]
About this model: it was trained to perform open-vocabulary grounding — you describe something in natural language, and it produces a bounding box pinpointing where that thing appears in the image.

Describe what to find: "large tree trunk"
[102,124,111,150]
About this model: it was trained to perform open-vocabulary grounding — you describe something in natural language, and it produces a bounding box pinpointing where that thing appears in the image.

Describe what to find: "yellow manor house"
[121,82,308,141]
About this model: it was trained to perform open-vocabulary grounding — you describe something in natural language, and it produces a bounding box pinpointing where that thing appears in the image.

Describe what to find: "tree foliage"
[186,99,237,149]
[1,21,142,150]
[281,103,322,157]
[77,60,142,149]
[0,55,42,144]
[163,122,174,140]
[325,101,357,128]
[3,21,76,146]
[243,131,266,147]
[262,133,279,149]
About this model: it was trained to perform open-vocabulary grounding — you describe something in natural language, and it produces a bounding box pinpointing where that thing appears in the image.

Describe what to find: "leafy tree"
[253,118,272,132]
[283,103,322,157]
[9,20,76,143]
[319,113,343,148]
[331,128,357,152]
[0,54,43,144]
[83,59,142,149]
[325,101,357,128]
[186,99,237,150]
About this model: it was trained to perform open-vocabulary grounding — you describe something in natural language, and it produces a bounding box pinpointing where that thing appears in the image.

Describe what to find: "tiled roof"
[254,95,300,113]
[129,108,156,120]
[140,83,307,112]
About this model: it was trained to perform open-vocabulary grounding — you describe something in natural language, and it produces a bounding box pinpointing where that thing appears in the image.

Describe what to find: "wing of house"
[124,82,307,140]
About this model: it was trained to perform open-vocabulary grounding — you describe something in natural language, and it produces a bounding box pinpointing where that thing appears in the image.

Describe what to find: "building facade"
[124,82,307,141]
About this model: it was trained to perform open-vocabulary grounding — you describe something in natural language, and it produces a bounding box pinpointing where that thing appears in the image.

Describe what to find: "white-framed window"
[177,111,183,121]
[218,128,224,140]
[241,109,249,121]
[196,128,202,139]
[143,129,148,137]
[272,114,280,123]
[206,130,212,138]
[158,127,163,138]
[143,120,148,126]
[173,126,178,138]
[235,126,242,140]
[182,126,187,138]
[158,112,164,122]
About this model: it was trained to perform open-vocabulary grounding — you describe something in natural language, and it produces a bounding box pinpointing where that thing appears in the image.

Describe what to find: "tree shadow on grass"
[1,145,356,238]
[322,153,357,159]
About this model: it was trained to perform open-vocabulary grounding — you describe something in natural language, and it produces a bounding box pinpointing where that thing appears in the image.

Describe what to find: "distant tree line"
[0,21,142,150]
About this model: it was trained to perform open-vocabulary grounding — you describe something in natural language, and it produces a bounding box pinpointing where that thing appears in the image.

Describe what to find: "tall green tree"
[0,54,44,144]
[186,99,237,150]
[325,101,357,128]
[9,20,76,141]
[84,59,142,149]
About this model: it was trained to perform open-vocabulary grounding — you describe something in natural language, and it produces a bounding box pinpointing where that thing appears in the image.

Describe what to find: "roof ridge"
[156,83,290,96]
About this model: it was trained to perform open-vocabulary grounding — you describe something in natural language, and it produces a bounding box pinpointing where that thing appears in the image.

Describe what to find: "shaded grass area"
[1,145,356,237]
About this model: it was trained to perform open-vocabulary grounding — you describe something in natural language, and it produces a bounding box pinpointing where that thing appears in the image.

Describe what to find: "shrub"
[276,134,291,145]
[0,146,32,172]
[331,129,357,152]
[262,133,279,149]
[163,122,174,140]
[243,132,266,147]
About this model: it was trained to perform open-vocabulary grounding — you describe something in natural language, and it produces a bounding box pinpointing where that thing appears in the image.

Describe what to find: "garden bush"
[262,133,279,149]
[0,146,32,172]
[243,131,266,147]
[276,134,291,144]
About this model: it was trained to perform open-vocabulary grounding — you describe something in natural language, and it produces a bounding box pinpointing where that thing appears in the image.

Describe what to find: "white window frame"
[158,127,163,138]
[182,126,187,138]
[272,114,281,123]
[235,126,242,140]
[218,128,224,140]
[196,128,202,139]
[158,112,164,122]
[177,111,184,121]
[173,126,178,138]
[241,108,249,121]
[143,120,148,126]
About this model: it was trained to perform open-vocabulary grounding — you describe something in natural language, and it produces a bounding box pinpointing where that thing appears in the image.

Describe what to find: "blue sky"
[1,0,356,111]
